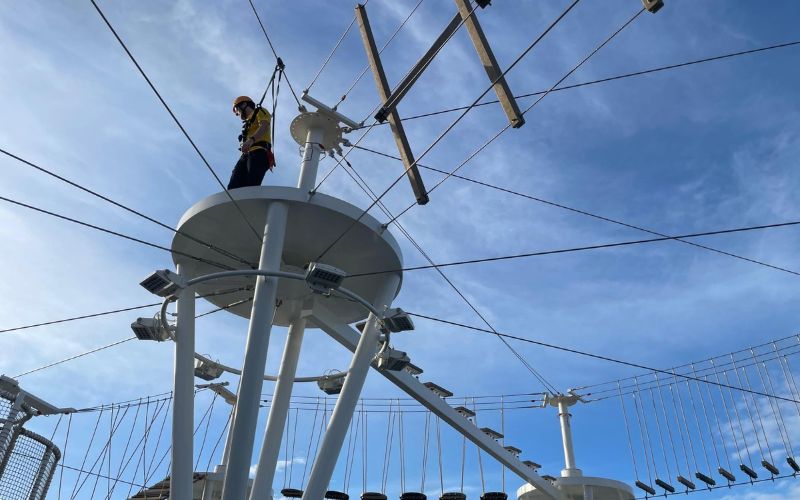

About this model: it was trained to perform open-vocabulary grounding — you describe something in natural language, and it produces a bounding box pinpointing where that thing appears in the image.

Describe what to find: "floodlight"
[541,475,557,483]
[423,381,453,398]
[375,346,410,371]
[522,460,541,470]
[504,445,521,457]
[381,308,414,333]
[130,317,171,341]
[305,262,347,294]
[317,374,345,395]
[140,269,186,297]
[194,359,223,381]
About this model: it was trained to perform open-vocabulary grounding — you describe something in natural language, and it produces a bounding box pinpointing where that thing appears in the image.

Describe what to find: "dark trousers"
[227,147,270,189]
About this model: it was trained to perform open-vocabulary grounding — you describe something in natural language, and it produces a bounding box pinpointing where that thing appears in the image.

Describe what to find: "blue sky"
[2,1,800,499]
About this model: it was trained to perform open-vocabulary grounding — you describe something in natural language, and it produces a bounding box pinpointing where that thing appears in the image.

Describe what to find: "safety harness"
[237,57,285,170]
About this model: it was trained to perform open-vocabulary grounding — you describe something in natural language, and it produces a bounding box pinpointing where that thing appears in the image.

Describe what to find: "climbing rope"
[618,382,641,485]
[722,368,756,471]
[300,399,321,488]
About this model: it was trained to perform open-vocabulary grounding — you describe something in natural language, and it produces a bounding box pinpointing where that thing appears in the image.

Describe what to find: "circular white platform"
[171,186,403,327]
[517,476,634,500]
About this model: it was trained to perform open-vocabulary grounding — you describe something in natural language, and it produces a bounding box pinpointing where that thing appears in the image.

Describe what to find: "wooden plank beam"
[356,4,429,205]
[454,0,525,128]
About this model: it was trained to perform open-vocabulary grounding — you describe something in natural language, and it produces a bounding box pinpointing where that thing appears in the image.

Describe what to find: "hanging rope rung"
[739,463,758,479]
[326,490,350,499]
[480,493,508,500]
[440,493,467,500]
[655,478,674,493]
[361,493,387,500]
[695,471,716,486]
[787,457,800,473]
[761,459,780,475]
[677,475,696,490]
[399,492,427,500]
[281,487,304,498]
[718,467,736,482]
[635,480,656,495]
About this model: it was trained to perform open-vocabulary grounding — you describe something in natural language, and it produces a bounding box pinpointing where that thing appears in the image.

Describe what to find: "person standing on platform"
[227,95,276,189]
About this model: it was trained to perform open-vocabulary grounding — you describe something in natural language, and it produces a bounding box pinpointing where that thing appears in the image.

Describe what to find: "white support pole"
[171,263,196,500]
[297,126,325,193]
[555,397,582,478]
[221,201,288,500]
[302,276,400,500]
[249,314,308,499]
[309,302,564,500]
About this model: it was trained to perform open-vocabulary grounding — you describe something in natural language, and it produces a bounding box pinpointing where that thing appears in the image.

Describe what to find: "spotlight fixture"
[305,262,347,294]
[140,269,186,297]
[317,373,346,395]
[374,346,410,371]
[130,316,171,341]
[194,359,223,381]
[381,308,414,333]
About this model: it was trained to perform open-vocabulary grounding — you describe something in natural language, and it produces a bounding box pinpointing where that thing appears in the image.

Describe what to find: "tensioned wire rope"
[576,332,800,397]
[335,149,558,393]
[351,144,800,279]
[383,6,648,226]
[407,311,800,404]
[368,40,800,124]
[304,0,370,95]
[587,344,800,402]
[0,285,249,336]
[89,0,263,243]
[0,194,239,271]
[11,289,250,378]
[311,0,583,243]
[344,219,800,278]
[7,212,800,335]
[0,148,257,269]
[246,0,303,110]
[333,0,425,109]
[317,0,645,286]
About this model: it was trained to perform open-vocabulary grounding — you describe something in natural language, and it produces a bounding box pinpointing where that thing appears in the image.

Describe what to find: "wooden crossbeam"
[453,0,525,128]
[356,4,429,205]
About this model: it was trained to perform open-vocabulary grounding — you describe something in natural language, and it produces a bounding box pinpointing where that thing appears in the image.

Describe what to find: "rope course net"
[585,335,800,496]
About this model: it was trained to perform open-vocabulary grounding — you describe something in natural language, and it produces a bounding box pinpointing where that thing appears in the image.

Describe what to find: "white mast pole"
[298,126,324,193]
[303,275,400,500]
[549,394,582,478]
[221,201,288,500]
[248,314,308,499]
[171,263,196,500]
